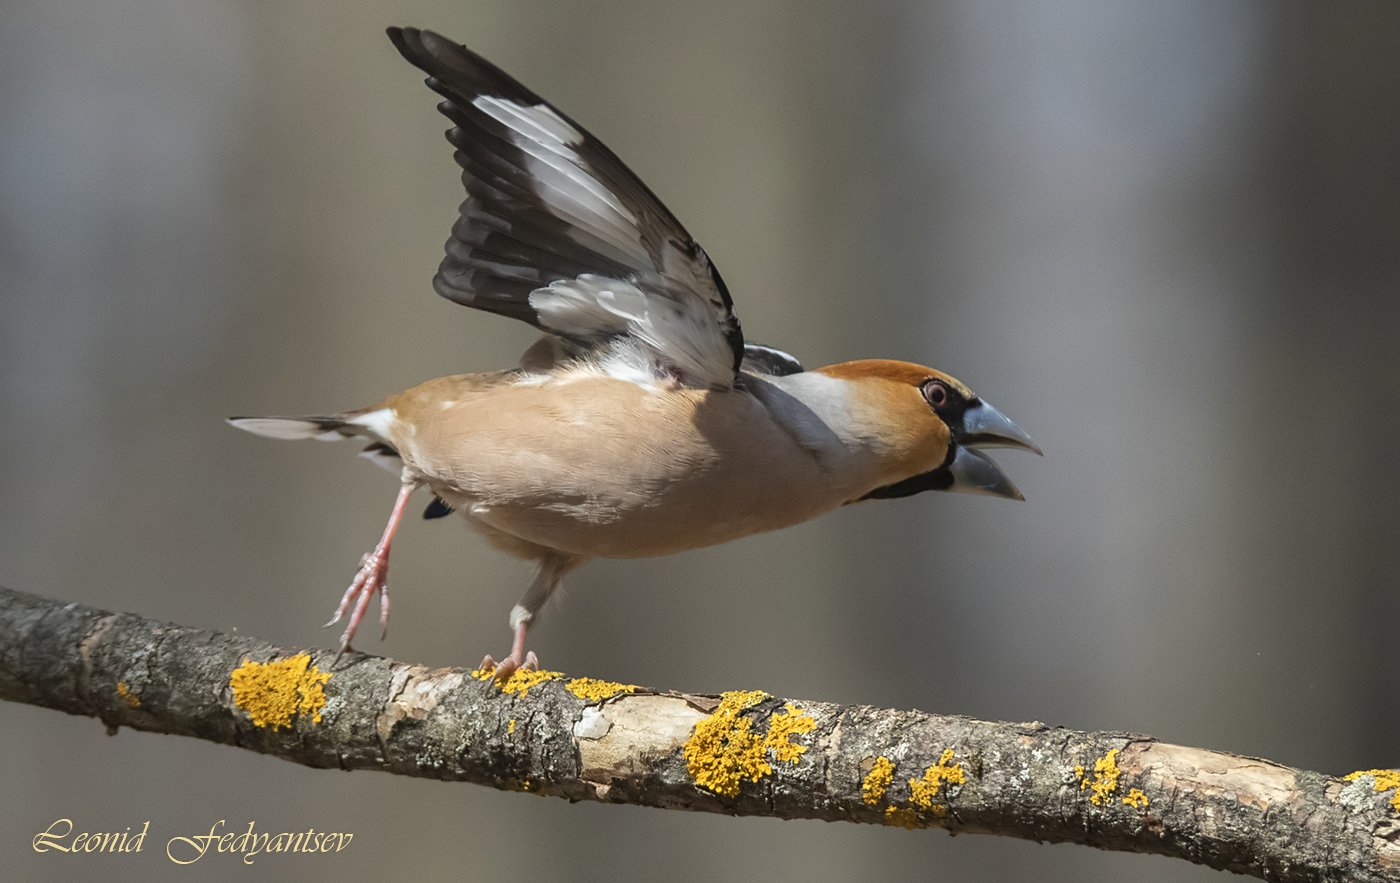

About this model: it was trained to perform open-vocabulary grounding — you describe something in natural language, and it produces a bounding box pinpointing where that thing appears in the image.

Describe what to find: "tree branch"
[1,585,1395,881]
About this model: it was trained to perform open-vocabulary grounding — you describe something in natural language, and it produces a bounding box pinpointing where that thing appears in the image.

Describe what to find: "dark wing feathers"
[423,497,455,519]
[741,343,805,376]
[387,27,746,386]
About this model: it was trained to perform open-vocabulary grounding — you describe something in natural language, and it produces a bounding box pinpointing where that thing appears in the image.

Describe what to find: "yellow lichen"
[1079,748,1122,806]
[1122,787,1149,809]
[883,806,920,829]
[115,682,140,708]
[566,677,639,702]
[1344,769,1400,812]
[908,748,966,811]
[507,718,516,735]
[682,690,779,798]
[229,654,330,730]
[722,689,770,710]
[764,704,816,763]
[863,756,896,806]
[471,666,563,698]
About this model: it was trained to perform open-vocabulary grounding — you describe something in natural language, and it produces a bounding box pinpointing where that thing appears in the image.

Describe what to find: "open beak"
[944,400,1040,501]
[960,400,1042,455]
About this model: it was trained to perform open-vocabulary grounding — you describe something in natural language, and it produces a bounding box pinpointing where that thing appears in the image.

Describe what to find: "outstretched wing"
[388,27,744,388]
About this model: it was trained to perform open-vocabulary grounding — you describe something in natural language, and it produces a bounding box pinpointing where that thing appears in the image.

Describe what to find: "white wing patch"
[529,275,735,387]
[472,96,581,150]
[472,96,648,266]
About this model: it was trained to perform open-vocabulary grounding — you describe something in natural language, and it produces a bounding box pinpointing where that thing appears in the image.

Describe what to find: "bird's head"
[815,359,1040,502]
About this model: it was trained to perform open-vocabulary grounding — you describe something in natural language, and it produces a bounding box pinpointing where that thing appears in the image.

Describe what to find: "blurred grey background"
[3,1,1398,880]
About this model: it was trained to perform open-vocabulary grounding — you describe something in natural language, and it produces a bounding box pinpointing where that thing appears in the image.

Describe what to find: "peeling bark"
[1,585,1396,881]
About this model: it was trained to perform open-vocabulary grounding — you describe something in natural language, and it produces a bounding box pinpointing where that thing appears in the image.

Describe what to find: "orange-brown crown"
[815,359,974,399]
[813,359,970,481]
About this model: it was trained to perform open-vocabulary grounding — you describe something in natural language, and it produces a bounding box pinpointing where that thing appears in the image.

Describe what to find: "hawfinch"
[231,27,1040,678]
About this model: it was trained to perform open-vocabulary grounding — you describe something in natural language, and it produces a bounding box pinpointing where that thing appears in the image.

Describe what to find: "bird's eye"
[922,380,949,409]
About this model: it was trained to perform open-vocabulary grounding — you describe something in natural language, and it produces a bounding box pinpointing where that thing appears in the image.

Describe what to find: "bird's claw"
[324,547,390,658]
[478,650,540,683]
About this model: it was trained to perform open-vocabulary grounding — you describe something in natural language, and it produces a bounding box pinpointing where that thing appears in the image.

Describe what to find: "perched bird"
[231,26,1040,679]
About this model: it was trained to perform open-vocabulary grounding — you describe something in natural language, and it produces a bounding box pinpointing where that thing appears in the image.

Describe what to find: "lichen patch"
[566,677,639,702]
[764,704,816,763]
[1122,787,1149,809]
[115,681,140,708]
[908,748,966,811]
[682,690,771,798]
[883,806,920,829]
[1078,748,1123,806]
[863,756,896,806]
[229,654,330,730]
[680,695,816,798]
[471,666,563,698]
[1344,769,1400,813]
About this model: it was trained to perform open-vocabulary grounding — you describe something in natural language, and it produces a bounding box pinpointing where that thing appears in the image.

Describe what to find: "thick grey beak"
[941,399,1038,500]
[959,400,1042,455]
[944,446,1024,500]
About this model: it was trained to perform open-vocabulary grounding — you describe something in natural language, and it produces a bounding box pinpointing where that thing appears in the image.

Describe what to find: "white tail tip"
[227,417,345,441]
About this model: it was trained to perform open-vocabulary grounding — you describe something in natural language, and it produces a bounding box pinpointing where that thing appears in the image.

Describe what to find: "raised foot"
[326,548,391,663]
[478,650,540,683]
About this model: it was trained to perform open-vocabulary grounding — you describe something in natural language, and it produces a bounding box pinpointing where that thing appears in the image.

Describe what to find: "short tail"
[227,413,407,477]
[229,412,452,518]
[226,415,360,441]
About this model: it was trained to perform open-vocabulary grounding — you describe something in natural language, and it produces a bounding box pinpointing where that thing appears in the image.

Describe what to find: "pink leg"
[479,620,540,681]
[327,481,417,662]
[478,555,580,681]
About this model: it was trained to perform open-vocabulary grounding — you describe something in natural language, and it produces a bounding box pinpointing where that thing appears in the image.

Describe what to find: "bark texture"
[1,585,1396,881]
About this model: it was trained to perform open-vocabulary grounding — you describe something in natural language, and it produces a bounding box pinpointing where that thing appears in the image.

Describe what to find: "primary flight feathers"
[388,26,744,388]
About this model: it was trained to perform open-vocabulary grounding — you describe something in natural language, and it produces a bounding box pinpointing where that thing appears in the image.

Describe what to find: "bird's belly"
[458,472,840,558]
[395,378,857,559]
[460,473,839,559]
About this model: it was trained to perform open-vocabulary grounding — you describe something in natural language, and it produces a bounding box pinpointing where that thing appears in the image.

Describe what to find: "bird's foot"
[478,650,540,683]
[326,547,391,663]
